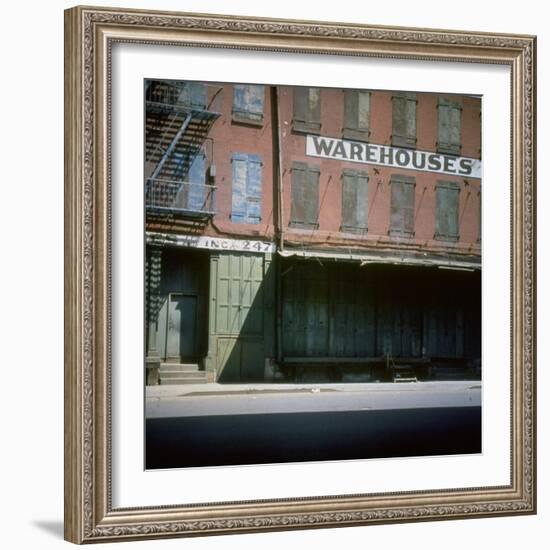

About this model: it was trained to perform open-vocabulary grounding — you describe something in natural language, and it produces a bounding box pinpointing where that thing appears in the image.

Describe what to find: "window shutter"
[304,164,320,226]
[290,162,306,225]
[232,153,263,224]
[355,171,369,229]
[437,98,462,155]
[341,169,368,231]
[291,162,319,228]
[246,154,262,223]
[178,82,206,109]
[187,153,206,211]
[231,153,248,223]
[392,92,416,148]
[390,175,415,236]
[233,85,264,124]
[341,170,357,229]
[308,88,321,127]
[293,87,321,133]
[293,88,308,125]
[344,90,370,141]
[435,182,460,241]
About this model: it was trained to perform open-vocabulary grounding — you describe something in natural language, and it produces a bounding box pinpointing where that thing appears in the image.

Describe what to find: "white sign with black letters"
[306,135,482,179]
[147,232,276,254]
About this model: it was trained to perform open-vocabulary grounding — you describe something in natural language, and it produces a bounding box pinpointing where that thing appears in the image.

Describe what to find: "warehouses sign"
[306,135,482,179]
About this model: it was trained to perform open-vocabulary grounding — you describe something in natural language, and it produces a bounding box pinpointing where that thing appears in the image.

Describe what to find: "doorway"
[165,293,198,362]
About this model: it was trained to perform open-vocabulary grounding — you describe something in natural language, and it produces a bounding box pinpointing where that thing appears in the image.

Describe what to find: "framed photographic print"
[64,5,536,543]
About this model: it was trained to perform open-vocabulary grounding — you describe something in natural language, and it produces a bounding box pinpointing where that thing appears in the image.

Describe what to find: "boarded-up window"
[392,92,417,148]
[341,169,368,233]
[293,87,321,133]
[437,98,462,155]
[390,174,415,237]
[231,153,262,224]
[343,90,371,142]
[290,162,320,228]
[232,85,264,125]
[435,181,460,241]
[177,82,207,109]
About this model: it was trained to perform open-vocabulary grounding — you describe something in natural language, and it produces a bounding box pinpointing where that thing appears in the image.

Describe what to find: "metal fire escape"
[145,80,221,219]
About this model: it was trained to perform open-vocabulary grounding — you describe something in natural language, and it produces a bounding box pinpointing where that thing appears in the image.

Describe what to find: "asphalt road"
[146,384,481,469]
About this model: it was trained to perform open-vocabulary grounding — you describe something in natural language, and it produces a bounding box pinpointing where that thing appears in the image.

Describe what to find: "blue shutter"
[232,153,262,224]
[233,85,264,123]
[246,154,262,223]
[187,153,206,211]
[189,82,206,109]
[233,85,246,113]
[231,153,248,223]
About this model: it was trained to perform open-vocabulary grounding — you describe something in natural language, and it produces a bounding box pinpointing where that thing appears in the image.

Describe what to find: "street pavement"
[146,380,481,418]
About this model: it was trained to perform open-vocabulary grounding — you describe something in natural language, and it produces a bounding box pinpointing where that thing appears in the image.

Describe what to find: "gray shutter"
[293,87,321,133]
[231,153,248,223]
[392,92,416,148]
[355,171,369,229]
[304,164,320,226]
[390,175,415,236]
[308,88,321,130]
[343,90,370,141]
[290,162,306,225]
[341,169,368,231]
[435,182,460,241]
[341,170,357,229]
[246,154,262,223]
[437,98,462,155]
[291,162,319,227]
[293,88,308,126]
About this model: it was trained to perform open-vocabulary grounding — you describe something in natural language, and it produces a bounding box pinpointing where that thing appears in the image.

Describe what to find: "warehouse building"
[144,79,481,385]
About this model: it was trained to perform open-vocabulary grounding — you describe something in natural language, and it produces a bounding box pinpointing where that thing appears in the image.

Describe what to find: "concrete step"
[160,370,205,379]
[160,376,207,385]
[160,363,200,373]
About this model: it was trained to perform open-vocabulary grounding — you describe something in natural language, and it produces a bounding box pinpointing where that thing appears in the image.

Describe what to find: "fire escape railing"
[145,80,221,218]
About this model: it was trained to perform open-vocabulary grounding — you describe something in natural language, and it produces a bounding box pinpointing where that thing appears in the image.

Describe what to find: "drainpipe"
[271,86,284,364]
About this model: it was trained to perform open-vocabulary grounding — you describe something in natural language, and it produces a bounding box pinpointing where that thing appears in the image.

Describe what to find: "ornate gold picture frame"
[64,5,536,543]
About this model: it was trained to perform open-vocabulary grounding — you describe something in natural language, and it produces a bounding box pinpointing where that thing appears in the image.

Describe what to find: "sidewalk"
[146,380,481,418]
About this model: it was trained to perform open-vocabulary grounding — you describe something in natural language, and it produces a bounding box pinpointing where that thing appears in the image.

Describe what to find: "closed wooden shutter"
[232,85,264,124]
[290,162,319,228]
[437,98,462,155]
[343,90,370,141]
[293,87,321,133]
[178,82,206,109]
[392,92,417,148]
[390,175,415,236]
[231,153,263,224]
[435,181,460,241]
[341,169,368,232]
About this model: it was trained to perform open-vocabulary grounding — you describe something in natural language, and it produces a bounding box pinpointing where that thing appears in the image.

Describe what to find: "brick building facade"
[144,79,481,385]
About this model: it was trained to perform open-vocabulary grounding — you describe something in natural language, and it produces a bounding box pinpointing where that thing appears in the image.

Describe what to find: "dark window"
[343,89,371,142]
[232,85,264,125]
[390,174,415,237]
[292,87,321,133]
[231,153,262,224]
[290,162,320,228]
[435,181,460,241]
[341,169,369,233]
[178,82,207,109]
[437,98,462,155]
[392,92,417,148]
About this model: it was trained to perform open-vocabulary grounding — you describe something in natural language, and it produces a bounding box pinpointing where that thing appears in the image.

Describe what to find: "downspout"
[271,86,284,364]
